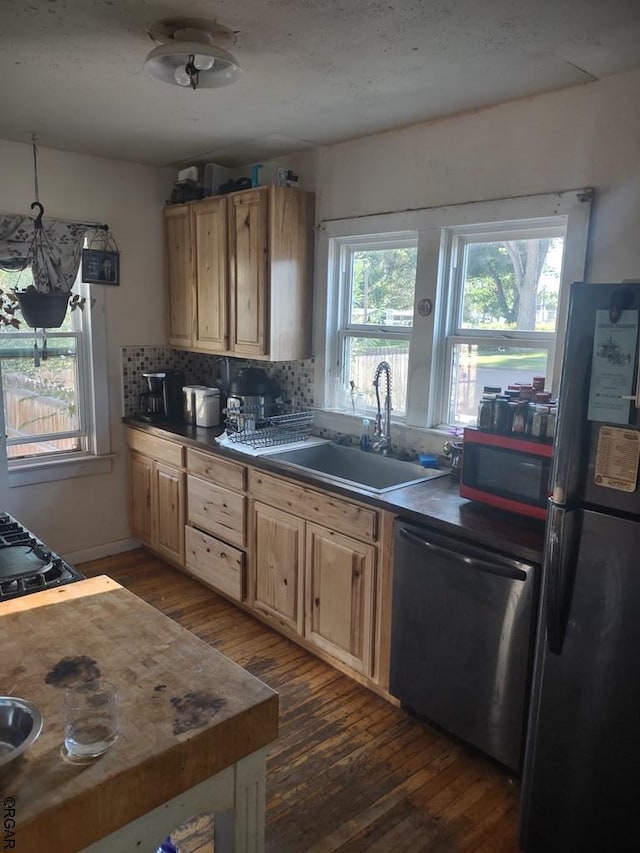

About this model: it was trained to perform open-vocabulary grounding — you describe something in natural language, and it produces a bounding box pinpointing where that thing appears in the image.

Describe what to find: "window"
[330,234,417,415]
[0,266,110,482]
[319,189,592,432]
[441,220,566,427]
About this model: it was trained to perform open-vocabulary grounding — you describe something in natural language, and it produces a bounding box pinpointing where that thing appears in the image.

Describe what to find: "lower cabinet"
[129,451,152,543]
[127,429,389,690]
[252,501,376,677]
[305,523,376,676]
[184,450,248,602]
[153,462,185,566]
[127,433,185,567]
[253,501,305,633]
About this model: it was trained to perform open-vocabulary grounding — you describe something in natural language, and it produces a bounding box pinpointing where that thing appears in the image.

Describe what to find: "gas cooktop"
[0,513,85,601]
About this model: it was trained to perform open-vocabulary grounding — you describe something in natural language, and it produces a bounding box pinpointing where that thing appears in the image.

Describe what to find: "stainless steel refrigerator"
[519,282,640,852]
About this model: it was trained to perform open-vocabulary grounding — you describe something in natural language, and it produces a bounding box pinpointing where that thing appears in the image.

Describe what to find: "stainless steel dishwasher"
[389,519,537,772]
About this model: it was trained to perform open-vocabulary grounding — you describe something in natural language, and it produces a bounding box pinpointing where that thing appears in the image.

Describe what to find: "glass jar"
[492,396,510,433]
[546,407,557,440]
[477,396,494,430]
[511,402,528,434]
[531,405,548,439]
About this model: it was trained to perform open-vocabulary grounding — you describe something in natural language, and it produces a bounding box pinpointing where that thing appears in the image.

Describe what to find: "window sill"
[9,453,115,487]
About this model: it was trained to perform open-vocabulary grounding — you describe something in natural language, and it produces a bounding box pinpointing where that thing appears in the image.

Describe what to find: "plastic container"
[194,387,220,428]
[183,385,207,425]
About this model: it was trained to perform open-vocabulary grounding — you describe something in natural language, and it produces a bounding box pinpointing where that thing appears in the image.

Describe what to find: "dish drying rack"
[225,405,314,448]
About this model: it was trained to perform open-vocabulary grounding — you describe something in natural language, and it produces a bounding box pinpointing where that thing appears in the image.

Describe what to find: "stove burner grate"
[0,512,84,601]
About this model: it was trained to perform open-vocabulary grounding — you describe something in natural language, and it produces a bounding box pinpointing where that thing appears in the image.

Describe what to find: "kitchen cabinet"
[249,469,378,677]
[127,429,185,567]
[164,204,193,349]
[126,426,394,692]
[163,185,314,360]
[185,449,247,602]
[305,523,376,675]
[153,462,185,565]
[129,451,152,543]
[253,501,305,633]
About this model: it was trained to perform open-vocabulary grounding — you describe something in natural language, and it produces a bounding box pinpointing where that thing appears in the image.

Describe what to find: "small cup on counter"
[63,680,119,761]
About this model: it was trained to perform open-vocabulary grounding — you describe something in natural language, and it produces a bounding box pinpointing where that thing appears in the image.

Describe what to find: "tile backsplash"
[121,346,448,460]
[121,346,315,417]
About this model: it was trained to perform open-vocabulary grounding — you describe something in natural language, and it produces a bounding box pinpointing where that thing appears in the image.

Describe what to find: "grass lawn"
[475,350,547,370]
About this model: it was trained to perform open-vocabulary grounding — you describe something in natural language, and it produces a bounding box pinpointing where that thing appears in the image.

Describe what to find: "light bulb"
[174,64,192,86]
[193,54,215,71]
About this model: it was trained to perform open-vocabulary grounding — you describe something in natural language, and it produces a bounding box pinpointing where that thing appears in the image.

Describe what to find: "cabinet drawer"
[187,448,246,491]
[127,429,184,468]
[185,526,243,602]
[188,475,246,547]
[249,470,378,543]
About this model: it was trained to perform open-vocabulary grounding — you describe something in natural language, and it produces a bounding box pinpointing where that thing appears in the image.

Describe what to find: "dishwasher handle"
[398,526,532,582]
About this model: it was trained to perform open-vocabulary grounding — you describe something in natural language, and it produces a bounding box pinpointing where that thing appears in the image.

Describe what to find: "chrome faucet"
[372,361,392,455]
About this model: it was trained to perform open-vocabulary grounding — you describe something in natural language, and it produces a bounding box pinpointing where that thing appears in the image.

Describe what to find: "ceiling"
[1,0,639,168]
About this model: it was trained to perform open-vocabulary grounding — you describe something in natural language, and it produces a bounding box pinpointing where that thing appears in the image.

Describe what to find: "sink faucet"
[372,361,392,455]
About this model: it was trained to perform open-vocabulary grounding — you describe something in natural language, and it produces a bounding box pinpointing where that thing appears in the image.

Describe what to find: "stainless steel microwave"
[460,428,553,520]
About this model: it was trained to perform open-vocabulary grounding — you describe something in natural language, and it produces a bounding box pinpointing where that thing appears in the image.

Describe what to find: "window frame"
[330,232,417,414]
[0,280,112,486]
[316,189,592,434]
[436,217,568,427]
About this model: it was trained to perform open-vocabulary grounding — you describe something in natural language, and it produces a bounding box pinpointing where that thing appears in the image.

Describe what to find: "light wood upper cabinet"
[193,197,228,353]
[228,189,268,356]
[253,501,305,634]
[305,523,376,676]
[164,204,193,349]
[163,185,314,361]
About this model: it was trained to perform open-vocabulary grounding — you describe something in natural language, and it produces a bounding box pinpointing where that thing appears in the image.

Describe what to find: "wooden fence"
[3,384,78,458]
[347,350,408,413]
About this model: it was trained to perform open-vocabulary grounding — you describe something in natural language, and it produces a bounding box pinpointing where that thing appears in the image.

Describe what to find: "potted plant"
[0,202,86,330]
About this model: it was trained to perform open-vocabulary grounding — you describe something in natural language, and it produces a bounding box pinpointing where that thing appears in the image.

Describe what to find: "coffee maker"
[138,369,185,422]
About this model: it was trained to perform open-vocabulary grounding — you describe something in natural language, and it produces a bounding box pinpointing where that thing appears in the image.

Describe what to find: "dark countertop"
[124,417,545,565]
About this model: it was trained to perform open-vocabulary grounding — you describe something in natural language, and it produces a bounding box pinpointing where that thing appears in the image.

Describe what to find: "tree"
[464,239,555,329]
[352,248,416,323]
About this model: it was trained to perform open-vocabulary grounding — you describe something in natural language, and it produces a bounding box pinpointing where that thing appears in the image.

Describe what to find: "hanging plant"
[0,137,111,332]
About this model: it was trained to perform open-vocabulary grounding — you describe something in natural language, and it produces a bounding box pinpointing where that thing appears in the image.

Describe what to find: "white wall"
[0,138,172,557]
[314,68,640,282]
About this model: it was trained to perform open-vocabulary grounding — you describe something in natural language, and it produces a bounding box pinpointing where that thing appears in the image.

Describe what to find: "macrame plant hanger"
[21,135,67,365]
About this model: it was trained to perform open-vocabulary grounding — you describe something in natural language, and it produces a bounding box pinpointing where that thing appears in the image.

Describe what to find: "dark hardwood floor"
[78,549,521,853]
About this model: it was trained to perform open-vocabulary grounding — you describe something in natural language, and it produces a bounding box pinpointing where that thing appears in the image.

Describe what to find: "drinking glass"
[63,680,119,760]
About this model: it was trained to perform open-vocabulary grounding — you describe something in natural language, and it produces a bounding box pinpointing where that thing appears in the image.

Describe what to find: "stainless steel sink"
[266,442,446,494]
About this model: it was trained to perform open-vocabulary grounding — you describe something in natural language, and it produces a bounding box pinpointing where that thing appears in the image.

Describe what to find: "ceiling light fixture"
[145,17,241,90]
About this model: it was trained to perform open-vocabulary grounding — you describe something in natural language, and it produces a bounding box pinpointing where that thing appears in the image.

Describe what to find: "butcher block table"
[0,576,278,852]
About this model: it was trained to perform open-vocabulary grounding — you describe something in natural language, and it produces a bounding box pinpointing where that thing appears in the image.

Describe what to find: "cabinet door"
[305,523,376,676]
[193,197,228,352]
[253,501,304,633]
[228,189,268,356]
[153,462,185,566]
[164,204,193,348]
[129,452,152,545]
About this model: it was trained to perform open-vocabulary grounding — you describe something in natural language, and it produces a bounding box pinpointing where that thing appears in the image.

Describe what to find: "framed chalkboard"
[82,249,120,285]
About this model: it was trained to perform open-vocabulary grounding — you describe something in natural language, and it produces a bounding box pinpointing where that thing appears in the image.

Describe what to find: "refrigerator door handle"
[545,502,579,655]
